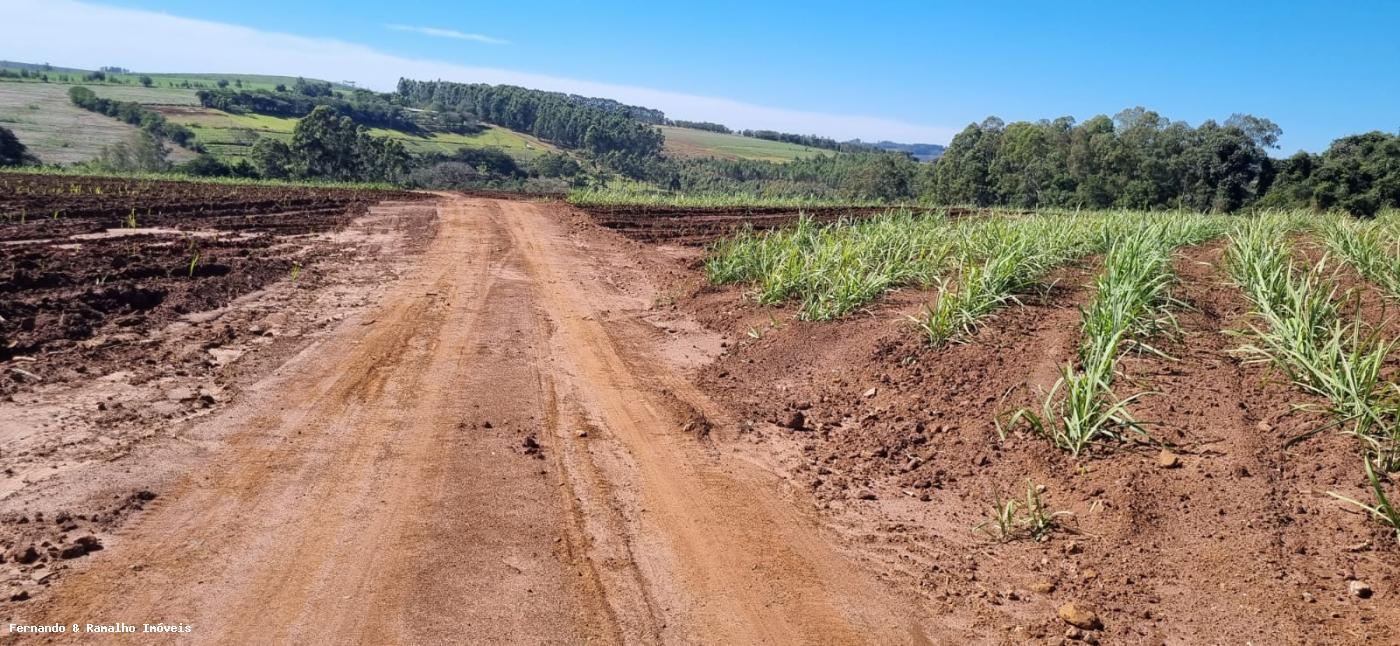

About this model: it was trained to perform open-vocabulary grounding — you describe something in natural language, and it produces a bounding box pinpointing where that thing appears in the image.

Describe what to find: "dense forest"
[929,108,1400,215]
[930,109,1280,212]
[1260,132,1400,216]
[395,79,665,162]
[647,153,923,201]
[566,94,666,124]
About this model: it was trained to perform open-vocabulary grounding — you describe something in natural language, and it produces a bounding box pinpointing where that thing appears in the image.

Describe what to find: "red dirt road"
[8,197,926,643]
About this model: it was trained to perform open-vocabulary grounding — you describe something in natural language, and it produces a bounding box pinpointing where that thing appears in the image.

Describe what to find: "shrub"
[0,126,39,166]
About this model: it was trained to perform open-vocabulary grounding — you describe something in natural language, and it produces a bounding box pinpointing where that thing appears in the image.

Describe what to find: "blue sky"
[4,0,1398,152]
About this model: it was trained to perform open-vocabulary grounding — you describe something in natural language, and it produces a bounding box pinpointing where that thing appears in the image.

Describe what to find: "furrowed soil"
[3,186,1395,645]
[662,232,1399,643]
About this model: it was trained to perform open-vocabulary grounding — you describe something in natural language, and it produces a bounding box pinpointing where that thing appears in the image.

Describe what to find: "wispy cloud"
[385,24,509,45]
[1,0,958,143]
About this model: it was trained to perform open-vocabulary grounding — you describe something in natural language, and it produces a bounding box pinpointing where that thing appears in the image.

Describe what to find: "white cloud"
[385,24,509,45]
[0,0,958,143]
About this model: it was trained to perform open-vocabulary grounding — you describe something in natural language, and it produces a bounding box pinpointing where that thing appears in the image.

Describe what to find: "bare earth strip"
[9,197,926,644]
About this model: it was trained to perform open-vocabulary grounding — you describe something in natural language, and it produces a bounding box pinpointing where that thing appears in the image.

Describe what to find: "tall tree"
[290,106,363,180]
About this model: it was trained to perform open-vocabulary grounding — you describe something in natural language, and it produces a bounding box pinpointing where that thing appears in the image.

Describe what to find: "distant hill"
[1,59,941,167]
[0,62,554,164]
[0,61,354,92]
[0,60,90,74]
[848,139,945,161]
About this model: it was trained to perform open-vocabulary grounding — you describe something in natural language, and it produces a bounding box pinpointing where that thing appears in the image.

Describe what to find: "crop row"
[706,208,1400,540]
[568,187,893,209]
[0,167,400,192]
[1008,216,1227,454]
[1227,212,1400,540]
[707,210,950,319]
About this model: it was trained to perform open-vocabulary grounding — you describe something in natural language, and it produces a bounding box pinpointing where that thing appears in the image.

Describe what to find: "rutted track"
[8,196,927,644]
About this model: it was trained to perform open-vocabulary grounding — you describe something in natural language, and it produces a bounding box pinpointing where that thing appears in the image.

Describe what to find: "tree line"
[662,152,925,201]
[197,85,425,133]
[739,130,879,154]
[67,86,201,150]
[1260,132,1400,216]
[930,108,1279,212]
[669,120,732,133]
[929,107,1400,215]
[395,79,664,161]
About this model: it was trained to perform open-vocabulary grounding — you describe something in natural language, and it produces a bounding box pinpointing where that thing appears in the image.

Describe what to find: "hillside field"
[149,105,557,160]
[659,125,828,162]
[0,79,556,164]
[0,82,198,164]
[0,62,352,92]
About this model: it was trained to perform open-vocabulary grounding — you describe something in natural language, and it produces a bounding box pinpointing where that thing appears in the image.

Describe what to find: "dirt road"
[11,197,924,644]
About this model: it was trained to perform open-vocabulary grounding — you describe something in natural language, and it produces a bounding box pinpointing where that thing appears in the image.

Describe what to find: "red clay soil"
[640,229,1399,643]
[0,172,428,393]
[0,172,422,231]
[0,197,927,645]
[0,190,440,623]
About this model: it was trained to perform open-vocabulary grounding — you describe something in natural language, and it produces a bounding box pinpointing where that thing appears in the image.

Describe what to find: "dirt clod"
[1157,450,1181,469]
[1057,602,1102,630]
[784,410,807,430]
[13,545,40,565]
[59,535,103,559]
